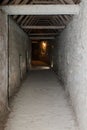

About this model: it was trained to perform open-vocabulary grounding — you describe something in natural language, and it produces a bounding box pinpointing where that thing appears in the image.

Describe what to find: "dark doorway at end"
[31,40,53,70]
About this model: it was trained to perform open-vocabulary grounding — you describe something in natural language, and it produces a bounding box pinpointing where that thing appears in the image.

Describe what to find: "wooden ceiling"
[0,0,81,40]
[0,0,80,5]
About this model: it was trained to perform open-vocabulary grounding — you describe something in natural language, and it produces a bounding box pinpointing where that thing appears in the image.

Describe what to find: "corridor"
[5,70,78,130]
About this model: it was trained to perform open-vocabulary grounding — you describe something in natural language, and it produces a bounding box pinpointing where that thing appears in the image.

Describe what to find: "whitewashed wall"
[0,11,8,118]
[9,17,31,97]
[53,1,87,130]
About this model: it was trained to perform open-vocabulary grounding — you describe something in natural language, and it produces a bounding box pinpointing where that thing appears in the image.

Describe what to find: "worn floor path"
[5,70,78,130]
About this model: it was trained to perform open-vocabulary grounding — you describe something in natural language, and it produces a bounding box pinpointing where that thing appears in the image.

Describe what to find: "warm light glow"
[40,41,47,55]
[42,41,47,49]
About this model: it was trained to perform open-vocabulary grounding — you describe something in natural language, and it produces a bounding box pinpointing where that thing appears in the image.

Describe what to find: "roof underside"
[0,0,81,40]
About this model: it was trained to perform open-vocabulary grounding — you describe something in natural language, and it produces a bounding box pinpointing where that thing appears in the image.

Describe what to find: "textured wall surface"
[9,17,31,97]
[53,1,87,130]
[0,11,8,118]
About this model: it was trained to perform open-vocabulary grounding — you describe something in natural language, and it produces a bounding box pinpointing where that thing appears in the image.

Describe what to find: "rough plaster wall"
[53,1,87,130]
[9,17,31,97]
[0,11,8,116]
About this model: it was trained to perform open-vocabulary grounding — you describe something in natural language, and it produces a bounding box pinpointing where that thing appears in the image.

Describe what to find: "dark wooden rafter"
[0,0,9,4]
[0,0,81,4]
[21,16,29,25]
[62,0,74,4]
[0,0,81,40]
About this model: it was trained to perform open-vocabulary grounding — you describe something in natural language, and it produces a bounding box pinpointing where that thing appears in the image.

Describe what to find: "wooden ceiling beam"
[20,16,29,25]
[31,0,59,4]
[24,16,33,25]
[21,25,65,29]
[0,0,9,4]
[29,33,59,36]
[0,5,80,15]
[14,0,22,4]
[65,0,74,4]
[30,36,55,39]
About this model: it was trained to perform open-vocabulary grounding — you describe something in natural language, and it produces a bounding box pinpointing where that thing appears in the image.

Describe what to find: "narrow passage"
[5,70,78,130]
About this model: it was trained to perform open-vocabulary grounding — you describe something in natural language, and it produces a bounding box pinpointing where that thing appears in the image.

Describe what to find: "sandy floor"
[31,60,49,66]
[5,70,78,130]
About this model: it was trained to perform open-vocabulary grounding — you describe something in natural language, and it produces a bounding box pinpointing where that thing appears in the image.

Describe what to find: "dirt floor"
[4,70,78,130]
[31,60,49,66]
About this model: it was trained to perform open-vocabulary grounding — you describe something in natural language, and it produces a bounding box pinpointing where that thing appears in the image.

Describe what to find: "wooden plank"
[31,0,59,4]
[63,0,74,4]
[29,33,59,36]
[30,36,55,39]
[21,25,65,29]
[0,5,80,15]
[1,0,9,4]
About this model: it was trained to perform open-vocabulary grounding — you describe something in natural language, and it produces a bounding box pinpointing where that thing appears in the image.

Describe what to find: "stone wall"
[9,17,31,97]
[53,1,87,130]
[0,11,8,118]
